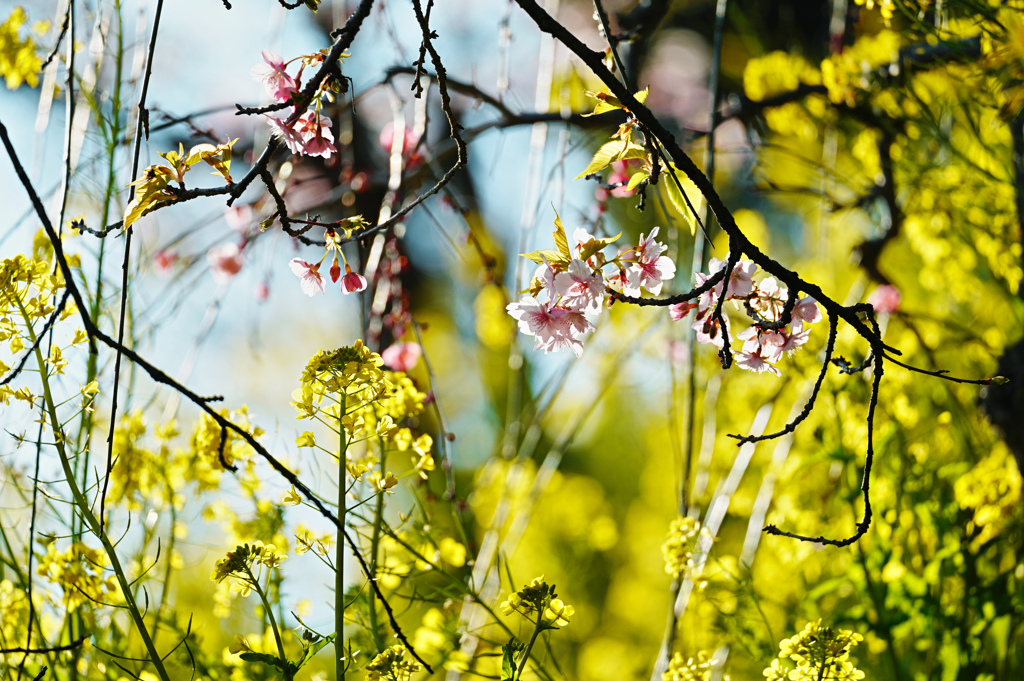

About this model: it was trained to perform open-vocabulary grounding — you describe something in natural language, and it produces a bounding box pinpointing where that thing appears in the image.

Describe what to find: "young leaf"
[519,248,569,267]
[552,212,571,260]
[626,170,649,192]
[501,637,525,681]
[583,91,623,117]
[661,162,703,236]
[577,232,621,262]
[574,139,627,180]
[293,632,336,670]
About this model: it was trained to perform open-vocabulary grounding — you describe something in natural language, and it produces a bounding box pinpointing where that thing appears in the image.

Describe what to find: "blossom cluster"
[289,225,368,296]
[763,620,865,681]
[661,516,706,579]
[210,541,287,597]
[499,576,575,628]
[670,255,821,377]
[251,49,338,158]
[506,216,674,357]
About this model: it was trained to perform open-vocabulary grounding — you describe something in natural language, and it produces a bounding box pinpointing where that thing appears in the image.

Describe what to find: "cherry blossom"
[208,242,244,284]
[669,301,697,321]
[265,115,307,155]
[250,50,297,103]
[693,314,730,349]
[289,258,325,296]
[554,259,605,312]
[736,349,782,376]
[867,284,901,314]
[341,266,367,294]
[382,342,422,372]
[708,255,757,298]
[751,277,788,320]
[266,112,336,159]
[792,296,822,329]
[153,249,177,277]
[623,226,675,296]
[506,296,591,358]
[294,111,336,159]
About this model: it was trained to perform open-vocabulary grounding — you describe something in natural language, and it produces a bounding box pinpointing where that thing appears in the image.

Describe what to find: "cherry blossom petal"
[208,243,244,284]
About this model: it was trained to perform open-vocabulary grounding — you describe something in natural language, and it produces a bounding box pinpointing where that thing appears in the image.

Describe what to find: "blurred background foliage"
[1,0,1024,680]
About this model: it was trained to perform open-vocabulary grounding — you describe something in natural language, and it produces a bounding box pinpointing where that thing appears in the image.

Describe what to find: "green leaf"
[661,163,703,236]
[577,232,621,262]
[293,633,335,671]
[519,248,569,266]
[501,637,525,681]
[574,139,627,180]
[625,170,649,192]
[582,91,623,117]
[552,212,571,259]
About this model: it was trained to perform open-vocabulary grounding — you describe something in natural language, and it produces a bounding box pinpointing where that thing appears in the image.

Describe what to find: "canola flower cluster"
[0,251,87,406]
[210,541,288,597]
[36,542,118,613]
[499,576,575,628]
[661,516,705,579]
[0,6,45,89]
[293,341,435,485]
[662,650,728,681]
[364,645,423,681]
[763,620,865,681]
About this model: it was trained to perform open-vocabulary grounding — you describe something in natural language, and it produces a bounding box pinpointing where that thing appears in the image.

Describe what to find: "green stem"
[247,566,292,681]
[515,621,544,681]
[366,436,387,652]
[336,393,349,681]
[16,296,171,681]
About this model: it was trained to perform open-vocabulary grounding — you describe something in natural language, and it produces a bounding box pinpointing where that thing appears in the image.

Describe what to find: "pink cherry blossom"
[254,282,270,301]
[341,266,367,294]
[153,249,177,277]
[295,111,336,159]
[669,300,697,321]
[382,342,422,372]
[506,296,592,357]
[779,326,810,355]
[736,350,781,376]
[265,115,306,155]
[623,227,675,296]
[694,270,724,314]
[792,296,821,330]
[554,259,605,312]
[208,243,244,284]
[867,285,900,314]
[289,258,325,296]
[751,277,788,320]
[224,204,254,234]
[379,122,421,156]
[250,50,297,103]
[738,326,784,363]
[693,313,730,349]
[708,255,757,298]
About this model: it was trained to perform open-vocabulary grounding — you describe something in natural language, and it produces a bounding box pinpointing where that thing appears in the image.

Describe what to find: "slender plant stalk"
[367,435,387,652]
[247,566,292,680]
[17,295,172,681]
[336,393,349,681]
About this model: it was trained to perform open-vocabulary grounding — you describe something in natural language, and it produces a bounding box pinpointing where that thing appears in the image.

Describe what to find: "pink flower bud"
[341,266,367,294]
